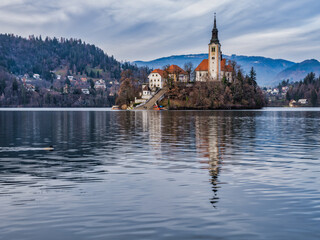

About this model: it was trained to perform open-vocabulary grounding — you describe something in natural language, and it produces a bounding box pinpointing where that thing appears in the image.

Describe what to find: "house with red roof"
[148,69,165,90]
[166,65,189,83]
[195,14,233,82]
[148,65,189,91]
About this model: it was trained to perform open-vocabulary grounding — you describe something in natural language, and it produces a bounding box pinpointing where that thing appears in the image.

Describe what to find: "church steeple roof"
[210,13,220,45]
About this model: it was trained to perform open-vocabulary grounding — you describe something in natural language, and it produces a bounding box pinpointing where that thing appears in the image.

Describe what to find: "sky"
[0,0,319,63]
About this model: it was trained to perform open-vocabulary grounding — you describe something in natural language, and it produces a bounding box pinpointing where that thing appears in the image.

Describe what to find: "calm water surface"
[0,108,320,240]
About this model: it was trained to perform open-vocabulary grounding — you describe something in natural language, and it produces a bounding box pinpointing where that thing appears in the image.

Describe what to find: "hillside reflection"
[0,110,259,201]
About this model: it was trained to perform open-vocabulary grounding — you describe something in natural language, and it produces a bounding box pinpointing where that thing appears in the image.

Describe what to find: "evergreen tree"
[12,79,18,92]
[249,67,257,87]
[0,79,6,95]
[311,89,318,106]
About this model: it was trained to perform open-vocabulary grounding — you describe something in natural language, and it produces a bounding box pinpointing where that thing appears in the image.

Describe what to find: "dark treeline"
[0,34,122,80]
[283,72,320,106]
[0,34,150,107]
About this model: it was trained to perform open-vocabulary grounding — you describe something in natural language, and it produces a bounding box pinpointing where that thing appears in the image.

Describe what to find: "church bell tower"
[208,13,221,80]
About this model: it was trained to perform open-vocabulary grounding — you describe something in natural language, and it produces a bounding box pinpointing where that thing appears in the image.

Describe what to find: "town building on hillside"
[298,99,308,105]
[94,79,106,90]
[33,74,40,80]
[195,14,233,82]
[81,88,90,95]
[25,84,35,92]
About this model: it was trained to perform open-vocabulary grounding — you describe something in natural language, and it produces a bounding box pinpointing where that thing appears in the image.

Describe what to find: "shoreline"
[1,107,320,112]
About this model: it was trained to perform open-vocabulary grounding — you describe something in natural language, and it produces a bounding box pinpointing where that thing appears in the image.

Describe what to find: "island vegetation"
[160,66,265,110]
[116,64,265,110]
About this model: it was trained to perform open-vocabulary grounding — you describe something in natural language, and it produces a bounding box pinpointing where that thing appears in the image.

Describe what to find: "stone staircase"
[134,88,167,110]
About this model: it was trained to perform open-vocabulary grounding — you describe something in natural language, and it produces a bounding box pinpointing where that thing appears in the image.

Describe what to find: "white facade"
[174,74,189,82]
[94,79,106,90]
[221,71,232,82]
[141,84,152,100]
[33,74,40,80]
[81,89,90,94]
[196,71,208,82]
[208,43,221,80]
[148,72,165,89]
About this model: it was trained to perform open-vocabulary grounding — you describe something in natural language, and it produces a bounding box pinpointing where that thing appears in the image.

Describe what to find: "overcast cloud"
[0,0,319,62]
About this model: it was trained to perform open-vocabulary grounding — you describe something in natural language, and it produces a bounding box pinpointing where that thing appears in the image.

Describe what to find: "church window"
[212,57,215,60]
[212,47,215,52]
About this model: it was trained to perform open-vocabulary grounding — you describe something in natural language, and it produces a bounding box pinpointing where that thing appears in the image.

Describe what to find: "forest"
[283,72,320,106]
[0,34,149,107]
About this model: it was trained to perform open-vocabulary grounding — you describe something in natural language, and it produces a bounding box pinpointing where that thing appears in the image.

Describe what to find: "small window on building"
[212,47,215,52]
[212,57,215,60]
[200,73,202,77]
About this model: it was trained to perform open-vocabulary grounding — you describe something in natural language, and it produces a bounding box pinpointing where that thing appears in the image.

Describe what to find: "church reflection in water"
[140,111,234,208]
[195,114,227,208]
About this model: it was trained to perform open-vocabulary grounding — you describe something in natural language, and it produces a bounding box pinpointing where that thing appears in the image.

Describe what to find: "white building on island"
[148,69,165,90]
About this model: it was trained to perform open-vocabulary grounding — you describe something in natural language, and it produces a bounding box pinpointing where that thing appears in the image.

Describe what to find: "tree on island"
[116,70,138,107]
[184,62,193,82]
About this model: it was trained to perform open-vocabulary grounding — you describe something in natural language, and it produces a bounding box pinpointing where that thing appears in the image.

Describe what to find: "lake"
[0,108,320,240]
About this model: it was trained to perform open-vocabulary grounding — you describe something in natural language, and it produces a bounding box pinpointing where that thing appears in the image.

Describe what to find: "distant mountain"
[135,54,208,70]
[273,59,320,85]
[134,54,296,86]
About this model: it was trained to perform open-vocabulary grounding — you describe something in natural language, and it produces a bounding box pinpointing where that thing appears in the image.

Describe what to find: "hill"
[273,59,320,85]
[0,33,123,81]
[134,54,295,86]
[0,34,149,107]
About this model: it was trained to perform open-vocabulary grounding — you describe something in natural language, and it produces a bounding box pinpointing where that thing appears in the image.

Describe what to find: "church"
[195,14,233,82]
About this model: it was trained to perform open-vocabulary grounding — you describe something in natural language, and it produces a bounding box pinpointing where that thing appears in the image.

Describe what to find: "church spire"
[210,13,220,45]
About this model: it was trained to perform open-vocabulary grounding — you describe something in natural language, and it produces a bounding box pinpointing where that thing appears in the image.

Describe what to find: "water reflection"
[1,109,320,240]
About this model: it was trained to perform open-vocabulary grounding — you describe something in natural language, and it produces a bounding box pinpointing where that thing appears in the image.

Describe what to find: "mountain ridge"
[273,59,320,85]
[134,54,320,86]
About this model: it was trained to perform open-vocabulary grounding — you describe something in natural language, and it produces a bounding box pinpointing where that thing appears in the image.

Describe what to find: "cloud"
[0,0,319,62]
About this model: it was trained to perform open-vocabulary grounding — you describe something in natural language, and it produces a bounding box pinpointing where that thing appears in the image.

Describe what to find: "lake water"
[0,108,320,240]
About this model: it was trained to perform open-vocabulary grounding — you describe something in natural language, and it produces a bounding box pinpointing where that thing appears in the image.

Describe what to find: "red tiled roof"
[167,65,187,75]
[221,58,233,72]
[151,69,165,77]
[195,59,208,71]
